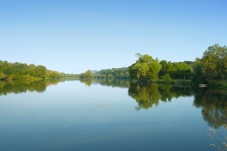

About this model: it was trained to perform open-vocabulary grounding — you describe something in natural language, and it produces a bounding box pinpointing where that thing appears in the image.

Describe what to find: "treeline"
[80,57,194,82]
[128,53,193,82]
[0,60,75,82]
[94,67,129,79]
[128,44,227,86]
[79,44,227,87]
[192,44,227,84]
[159,60,193,80]
[79,68,129,80]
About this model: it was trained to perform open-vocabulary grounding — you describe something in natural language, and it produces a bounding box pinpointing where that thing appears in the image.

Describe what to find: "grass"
[208,124,227,151]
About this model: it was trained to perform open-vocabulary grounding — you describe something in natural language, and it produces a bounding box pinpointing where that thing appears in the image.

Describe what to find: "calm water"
[0,79,227,151]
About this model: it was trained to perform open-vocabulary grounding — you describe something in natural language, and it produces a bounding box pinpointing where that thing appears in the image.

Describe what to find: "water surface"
[0,80,227,151]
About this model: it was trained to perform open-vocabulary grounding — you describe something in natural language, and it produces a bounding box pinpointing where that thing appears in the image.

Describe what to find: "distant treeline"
[94,67,129,79]
[80,59,193,81]
[80,44,227,88]
[79,68,129,80]
[0,61,75,82]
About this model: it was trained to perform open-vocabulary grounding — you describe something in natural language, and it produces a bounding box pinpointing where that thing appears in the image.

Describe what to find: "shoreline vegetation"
[79,44,227,89]
[1,44,227,89]
[0,61,76,82]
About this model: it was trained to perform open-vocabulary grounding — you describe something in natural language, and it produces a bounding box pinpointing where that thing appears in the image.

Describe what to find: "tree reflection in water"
[2,78,227,130]
[0,79,67,96]
[92,78,130,88]
[80,79,93,87]
[128,81,194,110]
[194,88,227,129]
[128,83,161,110]
[128,81,227,129]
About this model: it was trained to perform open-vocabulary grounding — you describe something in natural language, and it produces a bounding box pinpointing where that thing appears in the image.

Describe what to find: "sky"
[0,0,227,74]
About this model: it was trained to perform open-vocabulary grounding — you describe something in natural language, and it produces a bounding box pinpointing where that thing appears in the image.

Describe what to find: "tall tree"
[192,58,205,83]
[34,65,47,79]
[201,44,227,81]
[128,53,162,82]
[80,70,94,79]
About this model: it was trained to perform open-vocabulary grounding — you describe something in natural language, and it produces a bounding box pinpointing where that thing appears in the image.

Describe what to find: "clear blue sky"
[0,0,227,73]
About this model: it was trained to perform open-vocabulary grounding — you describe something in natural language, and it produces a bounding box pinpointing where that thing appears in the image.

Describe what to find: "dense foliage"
[2,44,227,87]
[127,44,227,87]
[93,67,129,79]
[159,60,193,79]
[0,60,74,81]
[128,53,162,82]
[192,44,227,83]
[80,70,94,79]
[128,53,193,82]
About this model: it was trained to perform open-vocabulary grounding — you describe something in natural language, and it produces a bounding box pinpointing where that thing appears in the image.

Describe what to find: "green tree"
[107,74,114,80]
[201,44,227,81]
[128,53,162,82]
[34,65,47,79]
[0,72,6,80]
[80,70,93,79]
[192,58,206,83]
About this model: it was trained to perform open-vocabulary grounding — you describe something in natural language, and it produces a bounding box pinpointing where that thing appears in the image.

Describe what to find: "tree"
[128,53,162,82]
[80,70,93,79]
[0,72,6,80]
[201,44,227,81]
[192,58,206,83]
[34,65,47,79]
[107,74,114,79]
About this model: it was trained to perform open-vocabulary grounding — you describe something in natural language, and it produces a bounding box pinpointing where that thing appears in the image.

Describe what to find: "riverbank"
[208,81,227,89]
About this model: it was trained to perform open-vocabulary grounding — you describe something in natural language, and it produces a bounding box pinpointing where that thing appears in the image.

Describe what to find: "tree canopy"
[201,44,227,81]
[128,53,162,82]
[0,60,74,82]
[159,60,193,80]
[93,67,129,79]
[191,44,227,84]
[80,70,94,79]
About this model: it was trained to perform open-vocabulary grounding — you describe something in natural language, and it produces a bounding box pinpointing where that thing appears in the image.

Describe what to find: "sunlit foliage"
[0,60,72,82]
[128,53,162,82]
[80,70,94,79]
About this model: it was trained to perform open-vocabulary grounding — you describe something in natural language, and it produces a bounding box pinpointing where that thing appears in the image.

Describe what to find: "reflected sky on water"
[0,80,226,151]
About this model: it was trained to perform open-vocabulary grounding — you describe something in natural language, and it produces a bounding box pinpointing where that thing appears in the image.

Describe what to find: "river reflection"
[0,79,72,95]
[80,79,227,130]
[129,81,227,129]
[128,82,194,110]
[1,78,227,129]
[1,79,227,150]
[194,88,227,129]
[92,78,129,88]
[1,79,227,129]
